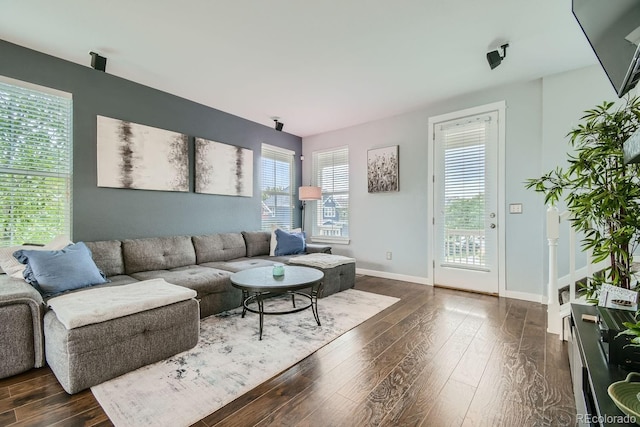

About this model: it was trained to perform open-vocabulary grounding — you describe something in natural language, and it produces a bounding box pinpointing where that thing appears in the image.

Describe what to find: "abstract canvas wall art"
[367,145,399,193]
[96,116,189,192]
[195,137,253,197]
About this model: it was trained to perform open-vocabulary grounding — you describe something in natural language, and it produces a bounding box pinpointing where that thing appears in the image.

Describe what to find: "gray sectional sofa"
[0,230,339,383]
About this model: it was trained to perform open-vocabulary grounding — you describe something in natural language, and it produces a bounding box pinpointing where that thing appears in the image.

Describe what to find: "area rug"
[91,289,399,427]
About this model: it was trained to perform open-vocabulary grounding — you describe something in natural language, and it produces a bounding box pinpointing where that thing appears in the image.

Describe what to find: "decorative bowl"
[608,372,640,424]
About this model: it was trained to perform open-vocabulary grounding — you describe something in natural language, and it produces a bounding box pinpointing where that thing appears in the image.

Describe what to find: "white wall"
[303,65,619,300]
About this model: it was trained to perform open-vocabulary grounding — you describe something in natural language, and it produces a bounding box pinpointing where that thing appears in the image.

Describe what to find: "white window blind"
[311,147,349,240]
[261,143,294,230]
[0,78,72,247]
[436,113,496,267]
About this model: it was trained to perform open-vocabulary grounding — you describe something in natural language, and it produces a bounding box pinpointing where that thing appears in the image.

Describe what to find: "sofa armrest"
[0,274,46,377]
[305,243,332,254]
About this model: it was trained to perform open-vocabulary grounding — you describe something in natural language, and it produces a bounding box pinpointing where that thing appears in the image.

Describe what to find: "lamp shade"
[299,186,322,201]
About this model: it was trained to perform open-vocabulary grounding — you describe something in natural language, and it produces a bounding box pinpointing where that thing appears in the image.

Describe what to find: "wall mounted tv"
[572,0,640,98]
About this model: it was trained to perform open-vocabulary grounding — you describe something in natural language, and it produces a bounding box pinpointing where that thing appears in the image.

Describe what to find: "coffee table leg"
[291,293,296,308]
[241,290,249,318]
[311,282,323,326]
[257,292,264,340]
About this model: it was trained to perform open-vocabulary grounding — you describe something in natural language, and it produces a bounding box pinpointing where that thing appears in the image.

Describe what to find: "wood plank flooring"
[0,276,575,426]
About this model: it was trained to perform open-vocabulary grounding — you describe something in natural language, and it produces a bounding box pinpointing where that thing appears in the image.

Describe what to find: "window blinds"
[312,147,349,239]
[260,144,294,230]
[0,79,72,246]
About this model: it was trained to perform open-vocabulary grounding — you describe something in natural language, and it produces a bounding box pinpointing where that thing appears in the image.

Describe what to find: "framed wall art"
[96,115,189,192]
[195,137,253,197]
[367,145,399,193]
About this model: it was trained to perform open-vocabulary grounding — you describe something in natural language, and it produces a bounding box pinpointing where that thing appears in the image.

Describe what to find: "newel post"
[547,205,560,306]
[546,205,561,335]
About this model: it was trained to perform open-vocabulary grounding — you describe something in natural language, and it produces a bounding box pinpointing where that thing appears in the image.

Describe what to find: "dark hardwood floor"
[0,276,575,426]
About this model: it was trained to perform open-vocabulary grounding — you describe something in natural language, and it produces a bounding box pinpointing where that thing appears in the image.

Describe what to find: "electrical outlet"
[386,251,392,260]
[509,203,523,214]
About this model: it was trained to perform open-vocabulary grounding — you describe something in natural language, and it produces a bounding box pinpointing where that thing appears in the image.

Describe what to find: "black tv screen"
[572,0,640,97]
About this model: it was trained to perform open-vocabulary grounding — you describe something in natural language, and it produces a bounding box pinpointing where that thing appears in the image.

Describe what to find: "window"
[323,206,335,218]
[311,147,349,241]
[261,144,294,230]
[0,77,72,247]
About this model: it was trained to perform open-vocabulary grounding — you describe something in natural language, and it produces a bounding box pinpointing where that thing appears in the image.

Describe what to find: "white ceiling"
[1,0,597,137]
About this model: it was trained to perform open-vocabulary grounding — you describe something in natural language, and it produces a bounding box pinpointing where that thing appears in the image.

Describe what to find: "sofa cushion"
[122,236,196,274]
[252,255,301,264]
[192,233,246,263]
[84,240,125,277]
[94,275,139,288]
[130,265,231,297]
[200,257,275,273]
[241,231,271,257]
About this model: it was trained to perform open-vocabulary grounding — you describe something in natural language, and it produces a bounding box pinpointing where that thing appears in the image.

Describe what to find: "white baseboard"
[503,290,544,303]
[356,268,431,285]
[357,269,545,303]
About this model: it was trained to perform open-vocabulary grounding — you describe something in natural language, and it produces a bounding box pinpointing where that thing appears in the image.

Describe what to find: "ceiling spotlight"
[89,51,107,72]
[486,43,509,70]
[272,117,284,132]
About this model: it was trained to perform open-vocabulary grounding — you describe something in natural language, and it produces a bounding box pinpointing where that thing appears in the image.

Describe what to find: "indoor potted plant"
[526,96,640,297]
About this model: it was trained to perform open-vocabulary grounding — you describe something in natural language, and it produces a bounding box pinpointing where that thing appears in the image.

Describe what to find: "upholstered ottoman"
[44,279,199,394]
[288,254,356,297]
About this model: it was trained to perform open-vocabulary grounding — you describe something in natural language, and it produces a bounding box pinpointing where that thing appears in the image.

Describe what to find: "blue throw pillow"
[274,229,306,256]
[14,242,108,298]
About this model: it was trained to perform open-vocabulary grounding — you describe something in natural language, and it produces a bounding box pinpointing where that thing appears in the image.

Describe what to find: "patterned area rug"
[91,289,399,427]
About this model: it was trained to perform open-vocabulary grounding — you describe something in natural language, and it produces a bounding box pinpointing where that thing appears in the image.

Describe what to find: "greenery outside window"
[261,143,294,230]
[311,146,349,243]
[0,77,72,247]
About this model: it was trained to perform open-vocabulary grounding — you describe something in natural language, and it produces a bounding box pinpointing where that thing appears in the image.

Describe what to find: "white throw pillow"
[0,246,27,277]
[270,225,278,256]
[270,226,301,256]
[0,235,72,279]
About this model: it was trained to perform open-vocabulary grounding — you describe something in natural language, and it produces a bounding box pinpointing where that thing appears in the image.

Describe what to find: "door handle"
[490,223,496,229]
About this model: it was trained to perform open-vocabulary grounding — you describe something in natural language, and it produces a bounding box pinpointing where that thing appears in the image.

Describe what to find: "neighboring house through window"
[311,146,349,242]
[0,77,72,246]
[261,143,294,230]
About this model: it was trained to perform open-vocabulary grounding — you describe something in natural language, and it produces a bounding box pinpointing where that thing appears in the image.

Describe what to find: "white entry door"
[431,103,504,295]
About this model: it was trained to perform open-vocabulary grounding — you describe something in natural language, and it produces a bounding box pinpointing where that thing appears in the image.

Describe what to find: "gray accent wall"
[0,40,302,241]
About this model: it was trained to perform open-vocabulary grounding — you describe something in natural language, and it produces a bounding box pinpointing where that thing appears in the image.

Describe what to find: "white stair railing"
[546,206,602,338]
